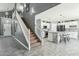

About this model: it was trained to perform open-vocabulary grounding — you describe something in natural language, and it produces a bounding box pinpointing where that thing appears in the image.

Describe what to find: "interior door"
[3,24,11,36]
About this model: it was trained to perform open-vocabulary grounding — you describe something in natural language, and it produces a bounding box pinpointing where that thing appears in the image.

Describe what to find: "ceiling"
[0,3,60,13]
[29,3,60,15]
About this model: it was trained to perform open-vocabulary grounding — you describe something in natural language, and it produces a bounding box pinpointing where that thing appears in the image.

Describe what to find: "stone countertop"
[48,30,78,33]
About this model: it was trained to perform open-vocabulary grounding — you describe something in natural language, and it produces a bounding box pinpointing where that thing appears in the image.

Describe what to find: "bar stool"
[60,33,70,44]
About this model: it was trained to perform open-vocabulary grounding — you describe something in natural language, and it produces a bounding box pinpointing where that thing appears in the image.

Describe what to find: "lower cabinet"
[52,32,58,43]
[48,32,58,43]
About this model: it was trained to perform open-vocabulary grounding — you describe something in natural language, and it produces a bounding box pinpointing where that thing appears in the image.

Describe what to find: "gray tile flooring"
[0,37,79,56]
[25,38,79,56]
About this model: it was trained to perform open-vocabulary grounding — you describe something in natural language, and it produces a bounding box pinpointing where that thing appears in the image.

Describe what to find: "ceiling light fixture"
[31,7,35,15]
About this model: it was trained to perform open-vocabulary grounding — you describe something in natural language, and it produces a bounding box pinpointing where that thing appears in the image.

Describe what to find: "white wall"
[35,3,79,22]
[0,3,15,12]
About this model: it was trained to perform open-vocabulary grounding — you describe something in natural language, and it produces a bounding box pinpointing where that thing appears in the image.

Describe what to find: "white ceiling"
[35,3,79,22]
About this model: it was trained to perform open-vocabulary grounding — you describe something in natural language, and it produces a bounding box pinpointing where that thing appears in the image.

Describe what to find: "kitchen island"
[48,31,78,44]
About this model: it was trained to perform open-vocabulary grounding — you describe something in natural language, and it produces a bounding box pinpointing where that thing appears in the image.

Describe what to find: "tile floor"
[0,37,79,56]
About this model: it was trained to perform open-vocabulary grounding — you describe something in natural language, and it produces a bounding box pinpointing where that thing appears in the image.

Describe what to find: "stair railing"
[12,10,30,50]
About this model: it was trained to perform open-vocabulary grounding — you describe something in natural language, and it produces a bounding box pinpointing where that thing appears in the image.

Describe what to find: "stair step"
[30,36,37,40]
[30,34,35,37]
[30,39,38,44]
[31,42,41,48]
[31,38,38,41]
[30,32,33,34]
[29,31,41,48]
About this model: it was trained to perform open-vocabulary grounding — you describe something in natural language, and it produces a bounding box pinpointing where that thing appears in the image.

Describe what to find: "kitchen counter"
[48,31,78,43]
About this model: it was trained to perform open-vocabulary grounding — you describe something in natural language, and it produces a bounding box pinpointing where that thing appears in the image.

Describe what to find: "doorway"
[1,18,12,36]
[3,23,11,36]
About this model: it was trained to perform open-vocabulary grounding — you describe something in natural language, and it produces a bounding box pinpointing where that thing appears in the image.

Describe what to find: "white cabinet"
[67,32,78,39]
[48,32,58,43]
[51,23,57,32]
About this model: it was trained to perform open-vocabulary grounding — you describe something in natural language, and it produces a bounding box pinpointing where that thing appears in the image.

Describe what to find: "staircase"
[14,11,41,50]
[30,29,41,48]
[21,18,41,48]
